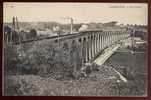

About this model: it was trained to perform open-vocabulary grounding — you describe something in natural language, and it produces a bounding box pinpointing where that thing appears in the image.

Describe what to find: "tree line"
[4,25,37,43]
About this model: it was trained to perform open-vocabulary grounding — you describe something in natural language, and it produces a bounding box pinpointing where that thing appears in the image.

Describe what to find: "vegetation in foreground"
[4,38,147,96]
[4,64,147,96]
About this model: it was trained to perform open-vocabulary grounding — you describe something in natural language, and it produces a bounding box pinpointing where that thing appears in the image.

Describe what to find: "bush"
[4,75,44,96]
[85,63,99,75]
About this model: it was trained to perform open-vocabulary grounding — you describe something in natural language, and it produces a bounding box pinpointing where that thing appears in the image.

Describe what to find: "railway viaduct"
[13,29,130,73]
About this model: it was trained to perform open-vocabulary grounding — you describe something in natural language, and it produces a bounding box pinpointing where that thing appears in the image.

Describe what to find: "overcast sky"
[3,3,148,25]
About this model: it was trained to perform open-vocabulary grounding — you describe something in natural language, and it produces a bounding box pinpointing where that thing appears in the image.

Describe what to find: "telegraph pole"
[16,17,22,57]
[11,16,15,44]
[58,29,60,48]
[16,17,21,45]
[132,28,135,53]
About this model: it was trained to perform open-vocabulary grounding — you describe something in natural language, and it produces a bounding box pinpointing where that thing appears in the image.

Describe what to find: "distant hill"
[4,22,61,31]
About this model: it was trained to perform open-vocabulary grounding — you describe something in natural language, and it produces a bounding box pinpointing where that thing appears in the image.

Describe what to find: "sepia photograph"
[3,2,148,96]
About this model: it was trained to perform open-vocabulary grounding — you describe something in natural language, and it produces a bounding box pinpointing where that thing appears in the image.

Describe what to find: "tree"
[29,29,37,39]
[4,25,12,42]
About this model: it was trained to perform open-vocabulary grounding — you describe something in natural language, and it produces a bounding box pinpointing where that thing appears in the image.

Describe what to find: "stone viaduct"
[13,29,130,73]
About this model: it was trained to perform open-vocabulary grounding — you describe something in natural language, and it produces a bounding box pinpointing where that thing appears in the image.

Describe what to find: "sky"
[3,3,148,25]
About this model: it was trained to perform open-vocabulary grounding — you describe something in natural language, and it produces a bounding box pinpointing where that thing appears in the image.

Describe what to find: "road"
[93,43,128,82]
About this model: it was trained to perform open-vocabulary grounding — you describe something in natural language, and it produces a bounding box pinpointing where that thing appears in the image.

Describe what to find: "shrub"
[4,75,44,96]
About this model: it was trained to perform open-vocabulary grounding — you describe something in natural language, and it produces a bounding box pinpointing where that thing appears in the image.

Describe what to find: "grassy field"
[104,47,147,96]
